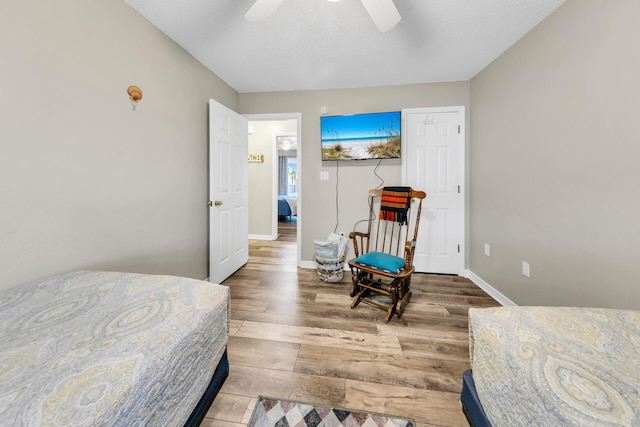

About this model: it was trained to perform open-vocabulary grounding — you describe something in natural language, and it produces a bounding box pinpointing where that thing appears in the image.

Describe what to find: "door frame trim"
[244,113,303,267]
[401,106,466,275]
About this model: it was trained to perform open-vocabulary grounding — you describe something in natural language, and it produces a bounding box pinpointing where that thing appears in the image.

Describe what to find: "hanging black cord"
[352,193,375,232]
[373,158,384,189]
[352,158,384,233]
[333,160,340,233]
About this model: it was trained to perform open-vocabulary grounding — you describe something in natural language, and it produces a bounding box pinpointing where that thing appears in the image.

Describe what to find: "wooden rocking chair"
[348,187,426,321]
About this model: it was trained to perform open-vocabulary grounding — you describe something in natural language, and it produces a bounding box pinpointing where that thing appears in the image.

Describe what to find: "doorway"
[245,113,302,267]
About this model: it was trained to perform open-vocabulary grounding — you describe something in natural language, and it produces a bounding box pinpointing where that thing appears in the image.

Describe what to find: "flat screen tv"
[321,111,401,161]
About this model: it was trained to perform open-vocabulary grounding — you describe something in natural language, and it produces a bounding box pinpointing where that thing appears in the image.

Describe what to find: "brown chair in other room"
[348,187,426,322]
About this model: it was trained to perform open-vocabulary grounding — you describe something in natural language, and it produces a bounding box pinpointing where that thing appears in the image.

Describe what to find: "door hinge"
[458,185,460,194]
[458,125,461,134]
[458,244,461,253]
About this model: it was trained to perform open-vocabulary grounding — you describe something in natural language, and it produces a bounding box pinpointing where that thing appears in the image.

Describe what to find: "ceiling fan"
[244,0,401,32]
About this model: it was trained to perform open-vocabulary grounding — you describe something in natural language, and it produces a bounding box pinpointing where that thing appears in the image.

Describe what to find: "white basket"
[315,254,346,282]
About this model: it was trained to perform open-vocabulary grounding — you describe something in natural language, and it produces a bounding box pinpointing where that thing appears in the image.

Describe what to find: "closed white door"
[403,107,465,274]
[209,99,248,283]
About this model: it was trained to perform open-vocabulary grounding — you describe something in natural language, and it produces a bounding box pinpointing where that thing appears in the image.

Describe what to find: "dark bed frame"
[460,370,492,427]
[183,350,229,427]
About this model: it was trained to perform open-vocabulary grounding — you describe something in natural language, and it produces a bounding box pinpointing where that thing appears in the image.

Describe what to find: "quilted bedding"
[469,306,640,426]
[0,271,229,426]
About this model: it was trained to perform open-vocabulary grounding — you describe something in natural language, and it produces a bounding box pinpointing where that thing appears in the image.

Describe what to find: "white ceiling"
[124,0,565,93]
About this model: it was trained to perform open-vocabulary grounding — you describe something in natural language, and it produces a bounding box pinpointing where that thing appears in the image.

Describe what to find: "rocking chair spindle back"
[348,187,426,321]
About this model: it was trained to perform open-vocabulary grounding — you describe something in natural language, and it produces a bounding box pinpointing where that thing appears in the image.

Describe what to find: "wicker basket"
[315,254,346,283]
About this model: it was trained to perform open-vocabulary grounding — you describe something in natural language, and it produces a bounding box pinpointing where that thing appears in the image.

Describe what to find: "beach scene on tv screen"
[321,111,400,160]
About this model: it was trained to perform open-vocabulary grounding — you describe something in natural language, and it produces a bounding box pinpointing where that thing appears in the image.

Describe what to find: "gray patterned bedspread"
[469,307,640,426]
[0,271,229,426]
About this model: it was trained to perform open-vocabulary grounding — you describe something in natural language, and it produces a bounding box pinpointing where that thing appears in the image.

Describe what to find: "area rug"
[247,396,415,427]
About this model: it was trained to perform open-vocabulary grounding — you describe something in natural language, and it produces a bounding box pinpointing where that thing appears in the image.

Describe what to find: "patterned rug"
[247,396,415,427]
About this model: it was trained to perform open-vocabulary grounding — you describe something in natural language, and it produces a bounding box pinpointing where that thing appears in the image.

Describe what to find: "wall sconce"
[127,86,143,110]
[280,138,291,150]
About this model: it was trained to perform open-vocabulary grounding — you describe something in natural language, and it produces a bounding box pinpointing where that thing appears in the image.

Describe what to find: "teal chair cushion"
[355,252,405,273]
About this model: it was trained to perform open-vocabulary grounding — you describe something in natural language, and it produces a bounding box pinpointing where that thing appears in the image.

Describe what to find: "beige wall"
[0,0,238,290]
[240,83,469,262]
[8,0,633,311]
[248,120,297,237]
[470,0,640,308]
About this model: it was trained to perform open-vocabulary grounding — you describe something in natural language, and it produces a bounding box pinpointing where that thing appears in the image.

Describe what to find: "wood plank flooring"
[201,220,500,427]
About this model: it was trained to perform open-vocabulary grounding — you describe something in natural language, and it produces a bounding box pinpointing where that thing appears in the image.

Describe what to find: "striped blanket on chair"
[379,186,412,224]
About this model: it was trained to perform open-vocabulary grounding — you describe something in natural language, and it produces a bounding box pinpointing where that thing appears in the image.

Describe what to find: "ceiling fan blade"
[360,0,401,32]
[244,0,286,22]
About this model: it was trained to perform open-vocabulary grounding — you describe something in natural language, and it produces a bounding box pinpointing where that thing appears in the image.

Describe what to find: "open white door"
[209,99,248,283]
[403,107,465,275]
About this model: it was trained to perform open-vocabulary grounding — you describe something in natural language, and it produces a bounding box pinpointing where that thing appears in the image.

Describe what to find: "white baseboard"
[249,234,276,241]
[300,260,316,269]
[464,270,517,307]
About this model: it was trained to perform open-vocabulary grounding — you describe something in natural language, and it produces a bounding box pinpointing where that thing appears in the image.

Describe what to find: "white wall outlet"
[484,244,490,256]
[320,171,329,180]
[522,261,530,278]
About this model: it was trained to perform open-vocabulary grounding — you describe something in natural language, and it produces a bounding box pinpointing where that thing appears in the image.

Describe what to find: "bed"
[0,270,229,426]
[462,306,640,427]
[278,195,297,221]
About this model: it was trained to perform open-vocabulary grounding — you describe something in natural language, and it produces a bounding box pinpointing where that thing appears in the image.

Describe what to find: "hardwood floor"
[201,220,499,427]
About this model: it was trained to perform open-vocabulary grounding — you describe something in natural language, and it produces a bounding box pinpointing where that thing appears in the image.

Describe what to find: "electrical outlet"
[320,171,329,180]
[522,261,530,278]
[484,244,490,256]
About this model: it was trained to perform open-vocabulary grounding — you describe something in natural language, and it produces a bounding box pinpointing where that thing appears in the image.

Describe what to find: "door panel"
[403,107,464,274]
[209,99,248,283]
